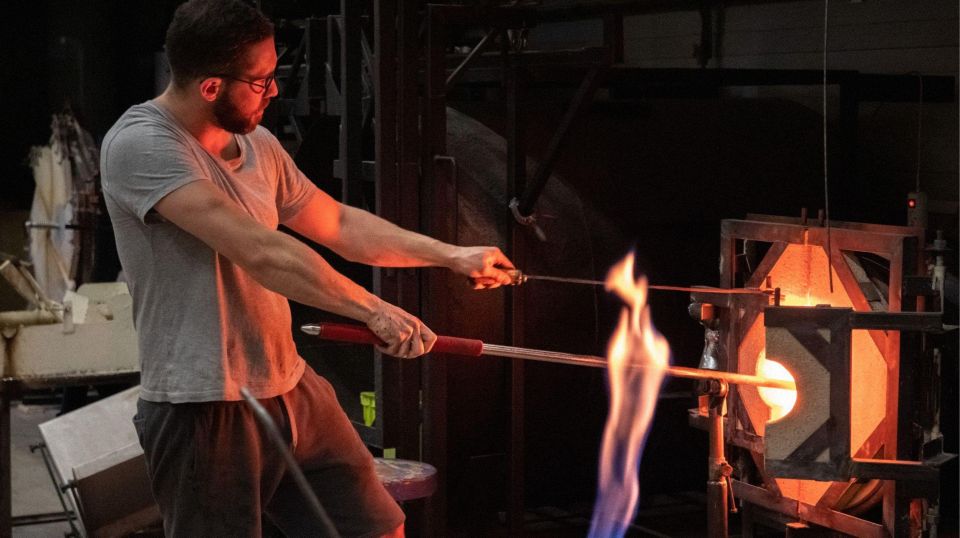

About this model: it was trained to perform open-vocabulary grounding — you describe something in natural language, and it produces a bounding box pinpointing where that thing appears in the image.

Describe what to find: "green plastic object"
[360,391,376,426]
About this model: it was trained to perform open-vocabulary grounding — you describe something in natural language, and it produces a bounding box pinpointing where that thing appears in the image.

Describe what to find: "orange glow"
[590,253,669,538]
[753,243,888,508]
[756,354,797,422]
[766,244,840,307]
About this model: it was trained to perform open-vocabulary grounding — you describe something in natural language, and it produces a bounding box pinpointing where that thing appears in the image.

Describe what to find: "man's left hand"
[450,246,515,289]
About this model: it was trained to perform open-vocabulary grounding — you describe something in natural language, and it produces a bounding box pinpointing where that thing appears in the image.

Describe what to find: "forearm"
[281,193,513,286]
[332,205,458,268]
[247,230,380,322]
[152,181,393,322]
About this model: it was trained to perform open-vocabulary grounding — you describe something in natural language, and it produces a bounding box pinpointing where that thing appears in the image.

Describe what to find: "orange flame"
[756,354,797,422]
[590,253,670,538]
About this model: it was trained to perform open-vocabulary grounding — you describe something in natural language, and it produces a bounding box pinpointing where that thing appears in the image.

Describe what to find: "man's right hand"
[366,299,437,358]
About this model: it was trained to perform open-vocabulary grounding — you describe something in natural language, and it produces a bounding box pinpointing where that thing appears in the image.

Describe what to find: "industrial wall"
[530,0,959,228]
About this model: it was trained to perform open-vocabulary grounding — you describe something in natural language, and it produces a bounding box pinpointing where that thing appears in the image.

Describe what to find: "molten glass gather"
[589,253,670,538]
[755,354,797,422]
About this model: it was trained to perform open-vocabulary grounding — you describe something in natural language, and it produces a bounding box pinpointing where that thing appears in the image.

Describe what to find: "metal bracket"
[509,198,545,241]
[848,311,944,333]
[508,197,534,226]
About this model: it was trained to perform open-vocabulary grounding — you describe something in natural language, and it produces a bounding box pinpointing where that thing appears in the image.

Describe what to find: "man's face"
[212,37,278,134]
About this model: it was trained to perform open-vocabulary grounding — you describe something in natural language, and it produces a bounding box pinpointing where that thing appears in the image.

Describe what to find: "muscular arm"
[154,180,432,357]
[283,188,514,286]
[155,180,378,320]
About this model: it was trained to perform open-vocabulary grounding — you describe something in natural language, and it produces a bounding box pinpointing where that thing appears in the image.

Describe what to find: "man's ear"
[198,77,223,102]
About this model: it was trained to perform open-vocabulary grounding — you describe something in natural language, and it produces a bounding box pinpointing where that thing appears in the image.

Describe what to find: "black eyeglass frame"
[214,73,276,94]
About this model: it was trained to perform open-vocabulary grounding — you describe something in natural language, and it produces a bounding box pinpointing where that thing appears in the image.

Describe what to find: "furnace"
[690,214,951,537]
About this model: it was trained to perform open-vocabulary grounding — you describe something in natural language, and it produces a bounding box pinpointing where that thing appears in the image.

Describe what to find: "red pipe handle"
[308,323,484,357]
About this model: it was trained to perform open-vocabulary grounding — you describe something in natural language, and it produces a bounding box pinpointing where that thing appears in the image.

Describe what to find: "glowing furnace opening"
[756,355,797,422]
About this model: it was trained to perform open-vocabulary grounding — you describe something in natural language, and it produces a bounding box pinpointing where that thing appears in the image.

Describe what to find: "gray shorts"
[133,367,404,537]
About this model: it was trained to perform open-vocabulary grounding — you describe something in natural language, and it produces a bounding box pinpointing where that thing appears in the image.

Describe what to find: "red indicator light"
[907,198,916,208]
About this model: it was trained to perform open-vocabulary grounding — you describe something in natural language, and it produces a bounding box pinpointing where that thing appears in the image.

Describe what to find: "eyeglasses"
[215,73,276,94]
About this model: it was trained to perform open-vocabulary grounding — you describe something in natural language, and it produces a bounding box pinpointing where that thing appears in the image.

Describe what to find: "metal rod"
[29,443,79,535]
[0,310,60,328]
[445,29,497,89]
[706,402,730,538]
[508,270,772,295]
[339,0,364,208]
[481,344,795,390]
[11,511,76,527]
[302,323,795,390]
[0,261,40,307]
[517,65,601,217]
[239,388,340,537]
[503,26,527,537]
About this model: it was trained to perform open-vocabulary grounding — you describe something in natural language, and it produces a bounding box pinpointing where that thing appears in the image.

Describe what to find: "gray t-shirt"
[101,101,317,403]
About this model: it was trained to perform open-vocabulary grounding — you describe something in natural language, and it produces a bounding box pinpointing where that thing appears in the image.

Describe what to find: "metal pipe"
[0,310,60,328]
[517,65,601,217]
[445,29,497,89]
[239,388,340,537]
[29,443,79,535]
[0,261,44,307]
[482,343,795,390]
[504,269,771,295]
[303,323,795,390]
[706,401,729,538]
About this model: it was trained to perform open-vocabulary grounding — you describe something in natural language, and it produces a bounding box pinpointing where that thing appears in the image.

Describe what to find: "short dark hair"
[164,0,273,87]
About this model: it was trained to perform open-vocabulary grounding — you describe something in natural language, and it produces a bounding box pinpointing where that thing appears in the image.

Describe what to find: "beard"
[212,92,261,134]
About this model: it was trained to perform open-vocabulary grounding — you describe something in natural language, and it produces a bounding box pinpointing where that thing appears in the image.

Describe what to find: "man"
[100,1,514,536]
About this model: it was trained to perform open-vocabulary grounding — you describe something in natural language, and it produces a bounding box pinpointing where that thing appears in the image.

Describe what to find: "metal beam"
[849,312,943,333]
[733,480,886,538]
[502,32,528,535]
[445,30,498,90]
[374,0,398,455]
[517,66,601,217]
[449,65,955,104]
[422,7,451,533]
[338,1,365,208]
[848,458,941,484]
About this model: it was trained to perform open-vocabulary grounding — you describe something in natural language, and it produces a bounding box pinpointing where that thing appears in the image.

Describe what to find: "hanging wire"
[822,0,834,293]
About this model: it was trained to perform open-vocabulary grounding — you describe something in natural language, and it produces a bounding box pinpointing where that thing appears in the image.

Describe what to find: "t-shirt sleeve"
[100,122,207,224]
[273,140,319,223]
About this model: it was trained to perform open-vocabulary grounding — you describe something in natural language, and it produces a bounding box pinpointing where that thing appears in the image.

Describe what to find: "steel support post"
[422,7,451,534]
[339,0,364,208]
[373,0,418,460]
[893,235,927,537]
[884,236,908,535]
[503,35,528,535]
[707,404,730,538]
[396,0,421,270]
[706,383,730,538]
